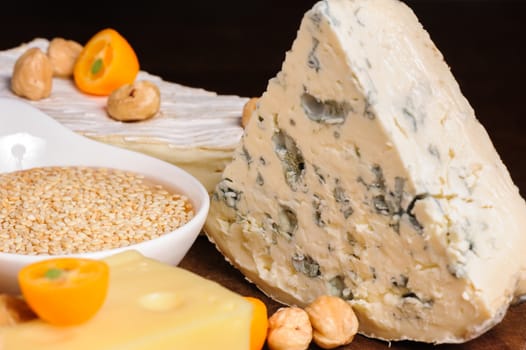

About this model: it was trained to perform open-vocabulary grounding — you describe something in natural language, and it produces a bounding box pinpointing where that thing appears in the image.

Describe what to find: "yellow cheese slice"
[0,251,252,349]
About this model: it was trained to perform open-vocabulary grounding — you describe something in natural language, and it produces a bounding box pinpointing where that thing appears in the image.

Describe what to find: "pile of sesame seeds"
[0,166,194,255]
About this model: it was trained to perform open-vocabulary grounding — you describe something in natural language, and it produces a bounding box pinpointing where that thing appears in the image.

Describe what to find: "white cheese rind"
[0,39,247,193]
[205,0,526,343]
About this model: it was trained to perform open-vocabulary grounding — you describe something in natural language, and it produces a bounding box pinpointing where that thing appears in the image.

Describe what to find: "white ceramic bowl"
[0,97,210,294]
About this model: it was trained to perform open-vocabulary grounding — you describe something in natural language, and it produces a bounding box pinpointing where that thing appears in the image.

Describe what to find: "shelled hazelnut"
[267,306,313,350]
[241,97,258,128]
[11,47,53,100]
[47,37,83,78]
[106,80,161,122]
[305,295,359,349]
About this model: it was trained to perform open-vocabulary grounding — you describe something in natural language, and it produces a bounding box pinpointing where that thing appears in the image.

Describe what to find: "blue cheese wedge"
[0,38,247,193]
[204,0,526,344]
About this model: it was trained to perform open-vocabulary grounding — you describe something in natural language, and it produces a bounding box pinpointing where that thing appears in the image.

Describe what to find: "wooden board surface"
[180,235,526,350]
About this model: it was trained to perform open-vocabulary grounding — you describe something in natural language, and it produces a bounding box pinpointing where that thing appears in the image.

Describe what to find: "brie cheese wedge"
[0,38,247,193]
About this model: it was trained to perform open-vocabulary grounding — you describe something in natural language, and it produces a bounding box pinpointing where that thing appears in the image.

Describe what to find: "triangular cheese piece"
[0,251,252,349]
[204,0,526,344]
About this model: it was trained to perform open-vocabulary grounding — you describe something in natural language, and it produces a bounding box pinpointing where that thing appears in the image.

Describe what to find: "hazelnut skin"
[11,47,53,101]
[267,306,313,350]
[106,80,161,122]
[47,37,83,78]
[305,295,359,349]
[241,97,258,128]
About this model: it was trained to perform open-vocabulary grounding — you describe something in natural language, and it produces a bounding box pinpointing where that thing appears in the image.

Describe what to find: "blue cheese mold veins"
[205,0,526,344]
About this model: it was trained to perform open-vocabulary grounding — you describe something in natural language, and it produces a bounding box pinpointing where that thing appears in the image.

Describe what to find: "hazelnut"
[11,47,53,100]
[106,80,161,122]
[267,306,313,350]
[241,97,258,128]
[304,295,359,349]
[47,37,83,78]
[0,294,37,326]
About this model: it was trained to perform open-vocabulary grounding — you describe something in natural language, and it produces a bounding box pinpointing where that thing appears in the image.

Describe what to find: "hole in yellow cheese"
[138,292,181,312]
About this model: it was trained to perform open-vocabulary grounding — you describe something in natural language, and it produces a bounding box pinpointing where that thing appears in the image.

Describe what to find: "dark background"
[1,2,525,349]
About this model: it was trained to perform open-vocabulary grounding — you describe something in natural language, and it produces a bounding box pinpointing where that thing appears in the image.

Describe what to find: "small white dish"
[0,97,209,294]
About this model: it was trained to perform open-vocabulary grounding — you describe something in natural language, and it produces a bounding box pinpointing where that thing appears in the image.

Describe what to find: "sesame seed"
[0,166,194,254]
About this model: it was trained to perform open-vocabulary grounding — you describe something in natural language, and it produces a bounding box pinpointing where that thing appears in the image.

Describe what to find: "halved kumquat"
[18,257,110,326]
[244,296,269,350]
[74,28,139,96]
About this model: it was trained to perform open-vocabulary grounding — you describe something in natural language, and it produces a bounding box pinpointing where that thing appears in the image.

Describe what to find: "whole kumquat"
[18,257,110,326]
[73,28,139,96]
[244,296,269,350]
